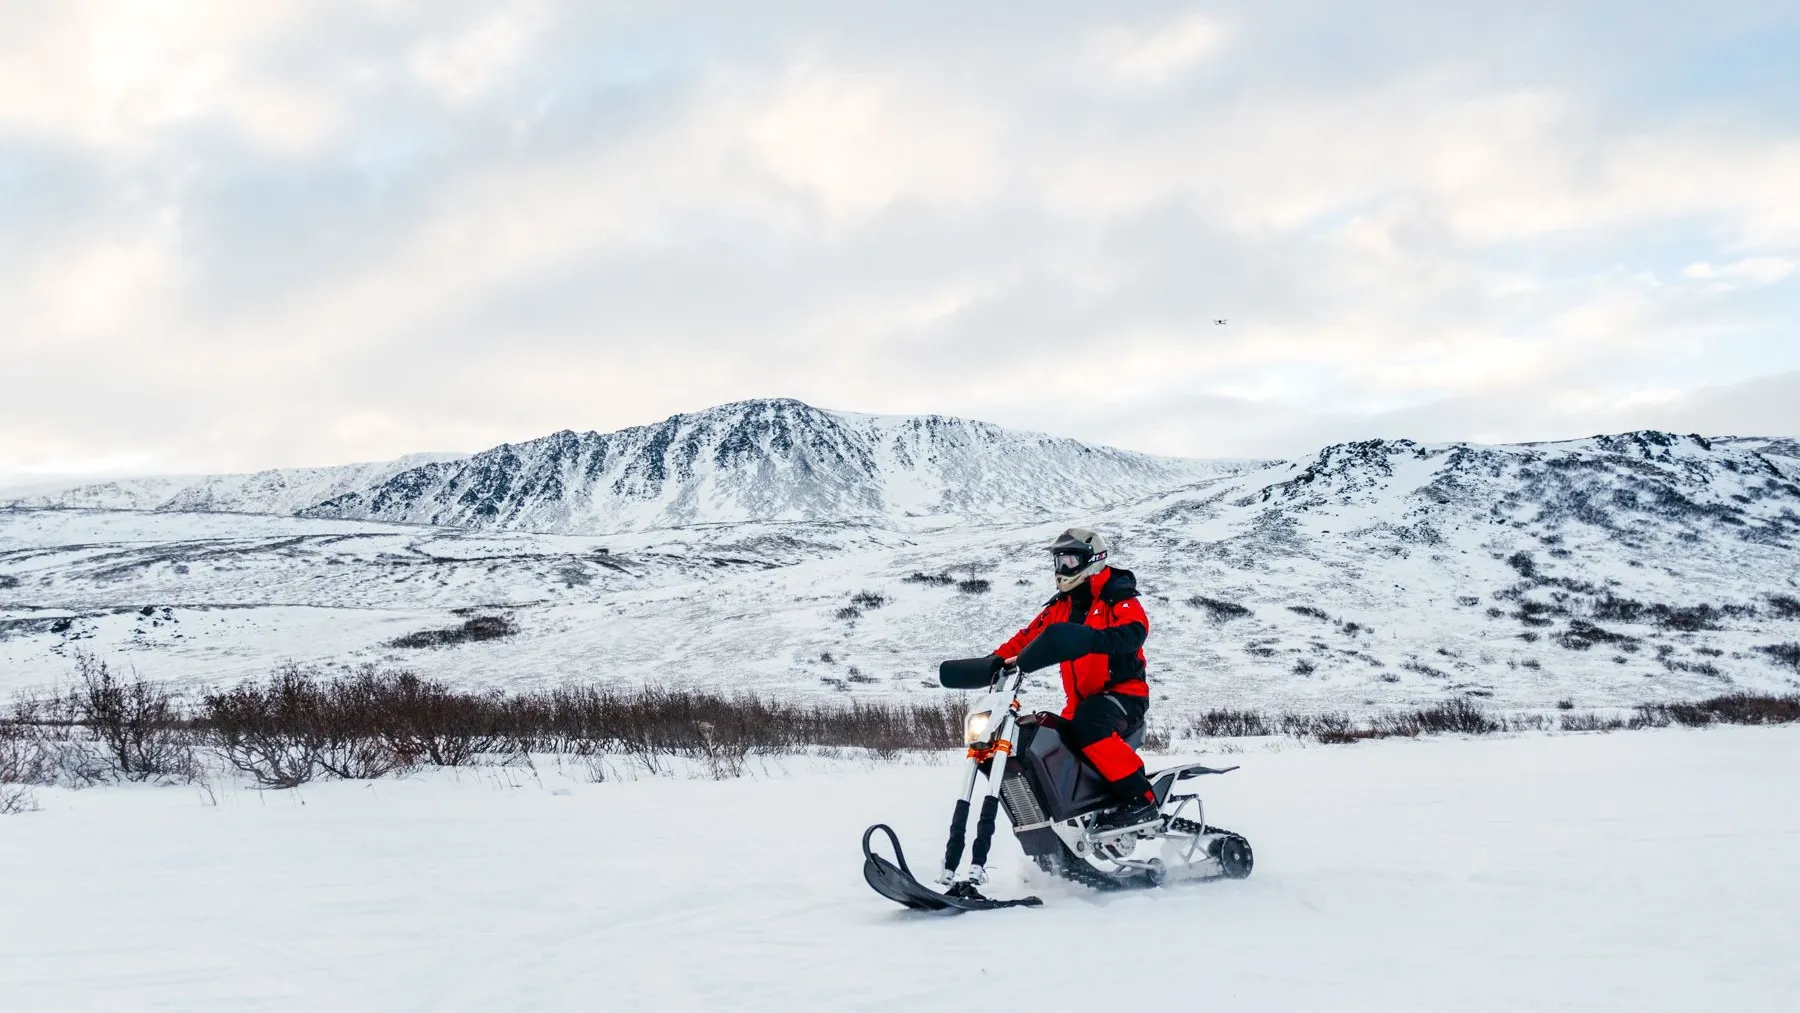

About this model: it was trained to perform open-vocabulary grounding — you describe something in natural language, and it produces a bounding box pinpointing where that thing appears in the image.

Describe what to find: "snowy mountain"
[4,425,1798,715]
[2,454,467,516]
[2,400,1243,534]
[297,399,1240,532]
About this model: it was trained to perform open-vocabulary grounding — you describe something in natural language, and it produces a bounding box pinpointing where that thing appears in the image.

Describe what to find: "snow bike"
[863,625,1254,912]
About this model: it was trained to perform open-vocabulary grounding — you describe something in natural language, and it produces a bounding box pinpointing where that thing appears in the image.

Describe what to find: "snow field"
[3,726,1796,1011]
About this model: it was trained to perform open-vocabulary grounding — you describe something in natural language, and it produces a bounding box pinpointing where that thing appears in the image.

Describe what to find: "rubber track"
[1038,819,1245,891]
[1167,818,1242,839]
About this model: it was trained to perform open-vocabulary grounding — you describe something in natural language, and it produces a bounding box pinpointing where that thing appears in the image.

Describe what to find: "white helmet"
[1048,527,1109,593]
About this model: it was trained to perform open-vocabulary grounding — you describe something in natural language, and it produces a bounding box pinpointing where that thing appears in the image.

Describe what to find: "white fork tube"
[965,709,1020,878]
[938,753,985,882]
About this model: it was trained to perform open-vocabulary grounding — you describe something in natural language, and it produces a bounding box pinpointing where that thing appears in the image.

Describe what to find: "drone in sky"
[1212,318,1228,326]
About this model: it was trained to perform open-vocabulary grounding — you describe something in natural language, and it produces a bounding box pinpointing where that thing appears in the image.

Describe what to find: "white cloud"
[1092,15,1226,81]
[0,1,337,153]
[744,68,1002,224]
[411,11,539,103]
[1,1,1798,479]
[1683,257,1797,288]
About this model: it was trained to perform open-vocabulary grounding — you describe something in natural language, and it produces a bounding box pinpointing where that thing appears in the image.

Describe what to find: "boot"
[1089,795,1162,834]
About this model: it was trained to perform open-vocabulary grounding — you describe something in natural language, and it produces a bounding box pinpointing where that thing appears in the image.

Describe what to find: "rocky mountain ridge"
[5,400,1248,534]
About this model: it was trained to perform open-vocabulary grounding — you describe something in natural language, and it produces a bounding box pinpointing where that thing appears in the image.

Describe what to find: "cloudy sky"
[4,1,1799,481]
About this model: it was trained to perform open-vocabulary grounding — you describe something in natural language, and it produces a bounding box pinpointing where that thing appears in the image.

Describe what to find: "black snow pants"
[1062,692,1156,804]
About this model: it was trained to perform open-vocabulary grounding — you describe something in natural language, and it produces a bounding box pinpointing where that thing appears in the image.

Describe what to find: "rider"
[993,527,1160,833]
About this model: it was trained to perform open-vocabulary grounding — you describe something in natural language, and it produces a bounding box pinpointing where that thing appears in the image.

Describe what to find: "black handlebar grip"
[939,655,1003,689]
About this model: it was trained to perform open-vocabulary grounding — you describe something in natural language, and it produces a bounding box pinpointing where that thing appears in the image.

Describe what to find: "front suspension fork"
[939,710,1018,885]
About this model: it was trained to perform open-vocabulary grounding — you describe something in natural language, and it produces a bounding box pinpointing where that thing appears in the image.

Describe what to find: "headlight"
[964,710,994,745]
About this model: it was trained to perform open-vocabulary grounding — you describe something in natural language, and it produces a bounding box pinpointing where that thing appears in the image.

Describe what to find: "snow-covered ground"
[3,726,1795,1011]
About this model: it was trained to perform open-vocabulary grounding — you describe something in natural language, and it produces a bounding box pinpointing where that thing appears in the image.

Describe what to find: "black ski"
[862,824,1042,913]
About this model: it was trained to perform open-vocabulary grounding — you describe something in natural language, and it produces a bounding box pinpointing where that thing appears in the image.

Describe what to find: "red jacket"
[995,566,1150,719]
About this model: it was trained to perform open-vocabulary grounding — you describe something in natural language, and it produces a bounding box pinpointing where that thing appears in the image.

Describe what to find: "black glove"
[1016,622,1103,672]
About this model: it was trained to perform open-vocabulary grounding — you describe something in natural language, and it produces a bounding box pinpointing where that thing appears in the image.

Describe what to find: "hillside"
[4,400,1245,534]
[5,424,1798,716]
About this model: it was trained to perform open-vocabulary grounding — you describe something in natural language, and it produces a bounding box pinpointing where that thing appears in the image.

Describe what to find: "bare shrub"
[203,668,325,787]
[1553,620,1639,652]
[0,717,56,786]
[1637,693,1800,726]
[1560,712,1625,732]
[850,591,889,609]
[1308,713,1369,744]
[1189,709,1270,737]
[1,719,48,814]
[1757,643,1800,672]
[1404,698,1502,735]
[1627,694,1800,729]
[1515,601,1558,627]
[64,653,198,783]
[390,615,516,649]
[901,572,956,586]
[198,667,971,786]
[1591,595,1748,632]
[956,578,991,595]
[1402,660,1449,679]
[202,664,407,787]
[0,782,34,814]
[356,671,508,768]
[1287,606,1330,621]
[1769,594,1800,620]
[1187,596,1252,621]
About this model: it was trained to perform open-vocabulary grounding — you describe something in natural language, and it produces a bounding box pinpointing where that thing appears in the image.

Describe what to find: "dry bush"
[1560,712,1626,732]
[354,671,510,767]
[0,718,56,786]
[63,653,199,784]
[390,615,516,649]
[1402,698,1502,736]
[203,664,410,787]
[1,720,48,814]
[1188,709,1271,737]
[1188,596,1252,621]
[1554,620,1640,652]
[0,782,34,814]
[1631,693,1800,728]
[1757,643,1800,672]
[197,667,969,786]
[1140,724,1171,751]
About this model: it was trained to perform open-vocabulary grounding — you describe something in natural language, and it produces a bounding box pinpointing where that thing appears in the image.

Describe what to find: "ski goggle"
[1052,550,1092,576]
